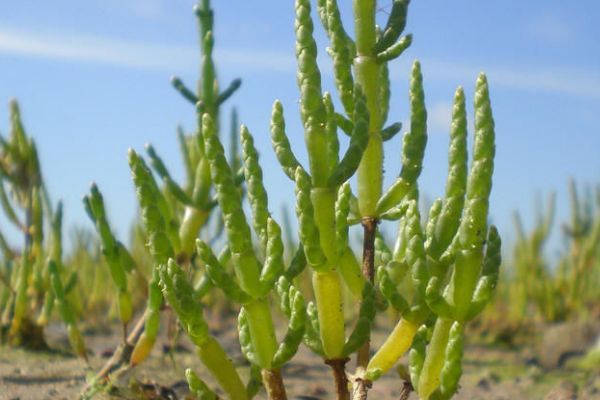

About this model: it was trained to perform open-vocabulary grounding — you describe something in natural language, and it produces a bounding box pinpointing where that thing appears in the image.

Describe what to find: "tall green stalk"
[354,0,382,218]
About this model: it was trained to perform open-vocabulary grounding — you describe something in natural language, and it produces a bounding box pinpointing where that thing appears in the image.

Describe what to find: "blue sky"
[0,1,599,258]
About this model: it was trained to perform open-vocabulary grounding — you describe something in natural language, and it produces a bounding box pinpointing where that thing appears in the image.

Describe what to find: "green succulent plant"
[267,1,500,399]
[0,1,506,399]
[0,101,85,356]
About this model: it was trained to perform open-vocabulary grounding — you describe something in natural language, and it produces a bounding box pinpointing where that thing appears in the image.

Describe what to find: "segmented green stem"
[197,240,251,304]
[336,184,365,297]
[374,0,409,53]
[270,101,303,181]
[328,85,370,187]
[324,0,354,116]
[354,0,382,217]
[186,368,218,400]
[260,219,285,295]
[272,278,306,368]
[160,259,247,400]
[202,114,261,297]
[128,149,173,365]
[294,169,345,360]
[378,62,391,127]
[294,168,326,269]
[323,93,340,176]
[85,184,132,326]
[417,317,453,399]
[241,125,269,252]
[49,261,86,360]
[295,0,328,186]
[428,88,468,260]
[313,271,345,359]
[450,74,496,321]
[417,76,498,400]
[457,74,495,250]
[376,61,427,215]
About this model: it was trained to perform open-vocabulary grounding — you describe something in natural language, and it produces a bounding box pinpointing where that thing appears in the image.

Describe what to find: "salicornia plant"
[159,112,309,399]
[408,77,500,400]
[557,180,600,317]
[133,139,254,399]
[511,193,556,324]
[83,184,134,339]
[266,0,500,399]
[0,100,85,357]
[82,0,244,391]
[0,0,502,398]
[134,0,244,364]
[0,100,46,346]
[487,180,600,335]
[269,0,378,396]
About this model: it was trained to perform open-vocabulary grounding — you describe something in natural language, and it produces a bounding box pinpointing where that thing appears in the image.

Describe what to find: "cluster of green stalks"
[0,1,504,399]
[0,100,86,359]
[482,179,600,336]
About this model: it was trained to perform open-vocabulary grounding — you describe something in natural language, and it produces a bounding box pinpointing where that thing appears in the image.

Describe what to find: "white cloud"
[0,27,295,73]
[0,27,194,70]
[392,58,600,101]
[432,61,600,100]
[528,13,573,45]
[484,65,600,100]
[0,27,599,101]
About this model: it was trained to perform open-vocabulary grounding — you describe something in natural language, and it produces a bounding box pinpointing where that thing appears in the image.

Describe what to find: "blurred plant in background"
[478,180,600,345]
[0,100,86,358]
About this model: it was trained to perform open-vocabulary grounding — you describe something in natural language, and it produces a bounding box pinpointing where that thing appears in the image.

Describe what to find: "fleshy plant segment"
[84,184,134,339]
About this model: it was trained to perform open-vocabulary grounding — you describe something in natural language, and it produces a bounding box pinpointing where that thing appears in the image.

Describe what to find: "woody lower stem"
[356,217,377,368]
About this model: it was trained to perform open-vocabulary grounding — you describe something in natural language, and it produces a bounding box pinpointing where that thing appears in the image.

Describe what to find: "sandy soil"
[0,318,598,400]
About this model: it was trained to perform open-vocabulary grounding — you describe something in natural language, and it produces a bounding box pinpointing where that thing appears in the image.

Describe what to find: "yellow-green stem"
[312,187,347,361]
[117,289,133,325]
[179,207,209,258]
[233,250,262,298]
[307,126,330,188]
[10,257,30,338]
[353,0,382,376]
[449,249,483,320]
[311,188,337,266]
[339,248,364,298]
[313,271,345,358]
[244,298,278,369]
[198,336,248,400]
[418,317,453,399]
[366,318,419,380]
[353,0,382,217]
